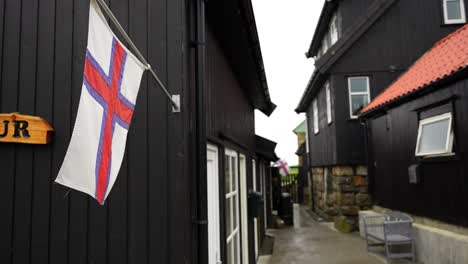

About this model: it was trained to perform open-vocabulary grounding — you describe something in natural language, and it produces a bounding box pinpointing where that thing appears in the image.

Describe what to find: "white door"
[225,149,241,264]
[207,144,221,264]
[252,159,259,260]
[239,155,249,264]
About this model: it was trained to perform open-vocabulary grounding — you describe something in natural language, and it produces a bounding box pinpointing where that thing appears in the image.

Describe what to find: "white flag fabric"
[55,0,146,204]
[275,159,290,177]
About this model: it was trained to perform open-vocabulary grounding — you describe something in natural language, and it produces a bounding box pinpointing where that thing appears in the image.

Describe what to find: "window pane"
[447,0,462,20]
[326,85,332,123]
[313,100,319,133]
[225,155,230,193]
[350,77,368,93]
[233,194,238,229]
[418,118,451,154]
[226,239,232,264]
[226,197,232,236]
[351,95,369,115]
[233,234,239,264]
[330,15,338,44]
[231,156,236,192]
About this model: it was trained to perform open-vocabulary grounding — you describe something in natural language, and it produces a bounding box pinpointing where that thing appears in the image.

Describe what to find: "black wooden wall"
[367,79,468,227]
[0,0,195,263]
[306,0,466,167]
[306,82,337,167]
[205,20,259,264]
[339,0,377,34]
[205,24,256,152]
[332,72,401,164]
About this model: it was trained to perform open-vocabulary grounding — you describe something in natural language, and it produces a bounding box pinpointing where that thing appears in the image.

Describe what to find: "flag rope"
[95,0,179,110]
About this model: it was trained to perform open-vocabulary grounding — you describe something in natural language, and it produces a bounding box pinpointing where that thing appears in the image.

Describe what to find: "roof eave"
[239,0,277,116]
[295,71,326,113]
[255,135,278,161]
[360,66,468,119]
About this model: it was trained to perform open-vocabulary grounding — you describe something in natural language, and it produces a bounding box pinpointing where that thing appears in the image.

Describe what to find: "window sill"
[441,21,467,26]
[417,153,462,164]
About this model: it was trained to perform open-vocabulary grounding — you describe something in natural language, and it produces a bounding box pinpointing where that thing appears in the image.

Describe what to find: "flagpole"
[94,0,179,111]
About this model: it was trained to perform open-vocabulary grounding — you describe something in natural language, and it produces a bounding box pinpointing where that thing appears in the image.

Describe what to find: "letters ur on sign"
[0,113,54,144]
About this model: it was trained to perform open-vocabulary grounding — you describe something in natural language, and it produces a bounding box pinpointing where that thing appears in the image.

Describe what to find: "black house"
[295,0,467,225]
[361,24,468,263]
[0,0,275,264]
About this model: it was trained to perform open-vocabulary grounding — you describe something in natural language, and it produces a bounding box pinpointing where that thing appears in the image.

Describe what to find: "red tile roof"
[362,24,468,114]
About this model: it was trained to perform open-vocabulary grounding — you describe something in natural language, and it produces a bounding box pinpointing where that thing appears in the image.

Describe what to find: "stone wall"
[311,165,371,232]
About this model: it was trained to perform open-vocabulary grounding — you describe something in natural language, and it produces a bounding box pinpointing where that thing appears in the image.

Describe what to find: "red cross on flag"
[55,0,146,204]
[275,159,290,177]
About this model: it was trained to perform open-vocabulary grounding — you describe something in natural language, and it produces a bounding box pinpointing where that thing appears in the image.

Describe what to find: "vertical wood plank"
[127,0,149,263]
[88,201,107,264]
[67,1,89,264]
[167,0,190,262]
[0,0,5,84]
[29,0,56,262]
[11,0,38,262]
[147,0,168,262]
[49,0,74,263]
[0,0,21,262]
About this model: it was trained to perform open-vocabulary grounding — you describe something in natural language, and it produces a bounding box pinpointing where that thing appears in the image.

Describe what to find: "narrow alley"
[259,207,383,264]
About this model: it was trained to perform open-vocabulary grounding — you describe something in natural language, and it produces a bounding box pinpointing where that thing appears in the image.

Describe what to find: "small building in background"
[361,24,468,264]
[293,120,311,206]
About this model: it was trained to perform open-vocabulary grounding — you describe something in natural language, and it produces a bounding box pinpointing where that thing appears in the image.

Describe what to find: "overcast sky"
[252,0,323,165]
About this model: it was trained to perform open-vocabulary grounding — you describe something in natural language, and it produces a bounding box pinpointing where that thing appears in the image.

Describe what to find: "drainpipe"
[361,119,374,196]
[193,0,207,263]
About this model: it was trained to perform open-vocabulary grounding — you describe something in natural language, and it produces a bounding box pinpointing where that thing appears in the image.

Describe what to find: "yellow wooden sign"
[0,113,54,144]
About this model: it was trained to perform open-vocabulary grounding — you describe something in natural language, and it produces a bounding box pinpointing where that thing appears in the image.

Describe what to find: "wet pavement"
[259,207,383,264]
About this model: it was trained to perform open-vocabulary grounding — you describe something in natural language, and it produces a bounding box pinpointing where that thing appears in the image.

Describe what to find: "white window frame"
[348,76,371,119]
[415,112,454,157]
[313,99,319,134]
[325,82,332,124]
[443,0,466,24]
[329,14,338,45]
[225,149,241,264]
[252,159,259,259]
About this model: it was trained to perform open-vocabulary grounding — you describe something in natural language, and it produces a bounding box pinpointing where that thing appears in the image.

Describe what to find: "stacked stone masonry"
[311,165,371,232]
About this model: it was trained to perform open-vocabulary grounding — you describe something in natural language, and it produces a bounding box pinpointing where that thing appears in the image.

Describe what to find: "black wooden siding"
[338,0,376,36]
[205,24,256,152]
[367,79,468,226]
[306,0,466,167]
[332,72,401,165]
[306,80,337,167]
[0,0,194,263]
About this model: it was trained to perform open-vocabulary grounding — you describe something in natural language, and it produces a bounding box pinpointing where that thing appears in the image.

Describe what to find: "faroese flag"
[56,0,146,204]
